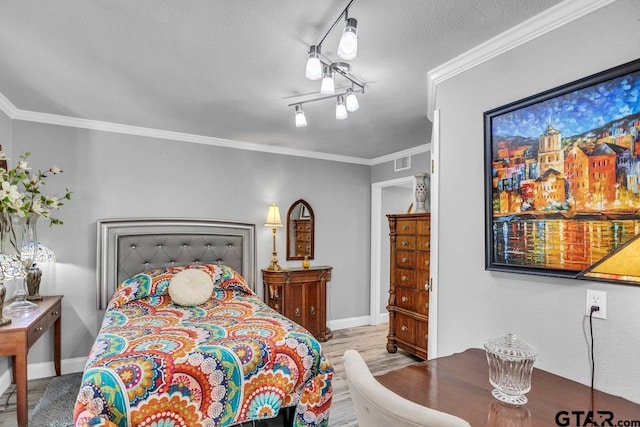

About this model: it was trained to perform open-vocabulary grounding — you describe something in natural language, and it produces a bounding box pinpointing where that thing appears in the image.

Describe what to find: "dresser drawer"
[395,269,415,287]
[417,235,430,252]
[47,301,62,326]
[394,314,416,345]
[296,232,311,242]
[415,291,430,316]
[417,253,430,271]
[417,219,431,235]
[395,251,416,269]
[296,223,311,232]
[27,316,48,348]
[396,219,416,235]
[296,243,311,254]
[416,271,431,291]
[395,287,414,312]
[395,236,416,250]
[416,320,429,349]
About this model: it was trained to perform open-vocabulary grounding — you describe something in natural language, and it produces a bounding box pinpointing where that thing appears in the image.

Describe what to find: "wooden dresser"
[386,213,430,359]
[0,295,62,427]
[262,266,332,341]
[292,218,312,257]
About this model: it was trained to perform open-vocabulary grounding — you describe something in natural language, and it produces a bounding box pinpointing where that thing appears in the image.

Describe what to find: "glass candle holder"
[484,334,537,406]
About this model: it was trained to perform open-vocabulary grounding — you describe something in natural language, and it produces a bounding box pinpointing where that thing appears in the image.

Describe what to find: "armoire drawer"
[394,314,416,345]
[396,219,416,235]
[394,269,415,287]
[395,250,416,269]
[395,236,416,250]
[394,287,415,312]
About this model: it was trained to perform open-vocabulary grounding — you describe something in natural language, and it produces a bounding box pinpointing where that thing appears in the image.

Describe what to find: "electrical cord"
[589,305,599,391]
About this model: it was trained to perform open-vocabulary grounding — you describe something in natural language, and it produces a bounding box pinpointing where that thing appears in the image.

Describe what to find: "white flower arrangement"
[0,150,71,225]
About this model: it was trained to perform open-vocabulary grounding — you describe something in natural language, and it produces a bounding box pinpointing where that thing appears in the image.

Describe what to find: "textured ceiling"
[0,0,564,160]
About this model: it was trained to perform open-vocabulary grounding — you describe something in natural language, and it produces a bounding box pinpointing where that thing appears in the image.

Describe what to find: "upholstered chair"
[343,349,471,427]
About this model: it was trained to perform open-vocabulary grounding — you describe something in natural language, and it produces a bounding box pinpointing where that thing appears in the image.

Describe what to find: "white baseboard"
[0,356,87,396]
[327,315,372,331]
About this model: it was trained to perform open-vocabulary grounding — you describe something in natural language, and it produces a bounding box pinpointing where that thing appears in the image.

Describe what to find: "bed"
[73,218,333,427]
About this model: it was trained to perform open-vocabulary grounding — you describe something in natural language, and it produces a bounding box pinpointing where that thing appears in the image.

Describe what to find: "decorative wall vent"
[394,156,411,172]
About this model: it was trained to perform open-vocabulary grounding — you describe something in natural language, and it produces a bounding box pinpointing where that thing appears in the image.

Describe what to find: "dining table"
[375,348,640,426]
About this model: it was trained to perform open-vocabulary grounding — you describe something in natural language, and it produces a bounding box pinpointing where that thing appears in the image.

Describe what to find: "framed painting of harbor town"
[484,58,640,283]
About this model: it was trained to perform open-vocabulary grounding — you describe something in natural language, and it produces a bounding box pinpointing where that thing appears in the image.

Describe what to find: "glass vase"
[1,212,38,313]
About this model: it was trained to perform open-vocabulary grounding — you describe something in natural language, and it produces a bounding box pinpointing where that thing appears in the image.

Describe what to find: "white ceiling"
[0,0,564,161]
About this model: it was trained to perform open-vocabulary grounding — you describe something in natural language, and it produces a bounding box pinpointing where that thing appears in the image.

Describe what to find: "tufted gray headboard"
[96,218,256,310]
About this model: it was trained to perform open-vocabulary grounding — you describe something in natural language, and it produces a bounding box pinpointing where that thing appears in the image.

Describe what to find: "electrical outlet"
[586,290,607,319]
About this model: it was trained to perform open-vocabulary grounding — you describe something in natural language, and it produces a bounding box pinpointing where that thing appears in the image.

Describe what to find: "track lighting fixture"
[295,105,308,128]
[288,0,365,125]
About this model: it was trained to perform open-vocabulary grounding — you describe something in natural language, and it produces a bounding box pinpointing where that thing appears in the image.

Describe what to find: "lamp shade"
[337,18,358,60]
[0,253,26,280]
[264,203,283,227]
[22,242,56,263]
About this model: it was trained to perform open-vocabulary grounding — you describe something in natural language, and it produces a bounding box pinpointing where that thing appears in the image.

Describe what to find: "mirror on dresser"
[286,199,314,260]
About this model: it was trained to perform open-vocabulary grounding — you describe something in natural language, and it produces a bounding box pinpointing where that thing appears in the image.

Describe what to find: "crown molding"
[6,95,426,166]
[8,106,371,165]
[425,0,617,121]
[0,91,18,119]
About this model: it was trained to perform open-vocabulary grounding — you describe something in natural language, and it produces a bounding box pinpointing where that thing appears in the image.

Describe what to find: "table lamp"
[265,203,283,271]
[0,254,27,326]
[22,242,56,301]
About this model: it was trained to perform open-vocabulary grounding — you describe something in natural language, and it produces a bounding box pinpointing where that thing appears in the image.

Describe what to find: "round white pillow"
[168,269,214,306]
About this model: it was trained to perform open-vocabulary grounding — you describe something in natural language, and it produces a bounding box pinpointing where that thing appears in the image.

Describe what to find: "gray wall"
[371,151,430,183]
[7,121,371,365]
[435,0,640,403]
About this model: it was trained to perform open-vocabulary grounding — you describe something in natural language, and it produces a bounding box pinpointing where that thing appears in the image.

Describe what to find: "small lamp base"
[26,265,43,301]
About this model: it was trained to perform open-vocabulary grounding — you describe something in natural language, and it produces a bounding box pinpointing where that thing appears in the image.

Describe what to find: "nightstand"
[262,266,332,341]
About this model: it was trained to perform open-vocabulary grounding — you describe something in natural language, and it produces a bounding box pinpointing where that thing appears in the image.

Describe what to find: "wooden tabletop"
[375,348,640,426]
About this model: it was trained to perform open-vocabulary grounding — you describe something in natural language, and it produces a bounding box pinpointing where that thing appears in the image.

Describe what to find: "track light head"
[294,105,307,128]
[336,96,348,120]
[320,65,335,95]
[337,17,358,60]
[305,45,322,80]
[345,88,359,112]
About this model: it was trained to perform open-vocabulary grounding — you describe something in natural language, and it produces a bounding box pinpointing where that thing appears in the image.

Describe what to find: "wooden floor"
[0,323,420,427]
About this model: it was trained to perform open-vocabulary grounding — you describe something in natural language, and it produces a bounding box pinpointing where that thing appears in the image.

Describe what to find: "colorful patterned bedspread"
[73,264,333,427]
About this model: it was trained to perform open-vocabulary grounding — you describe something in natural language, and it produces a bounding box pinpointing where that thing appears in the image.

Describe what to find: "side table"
[262,266,332,341]
[0,295,62,427]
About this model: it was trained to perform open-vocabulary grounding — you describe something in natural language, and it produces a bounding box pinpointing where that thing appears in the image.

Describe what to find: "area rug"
[28,372,82,427]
